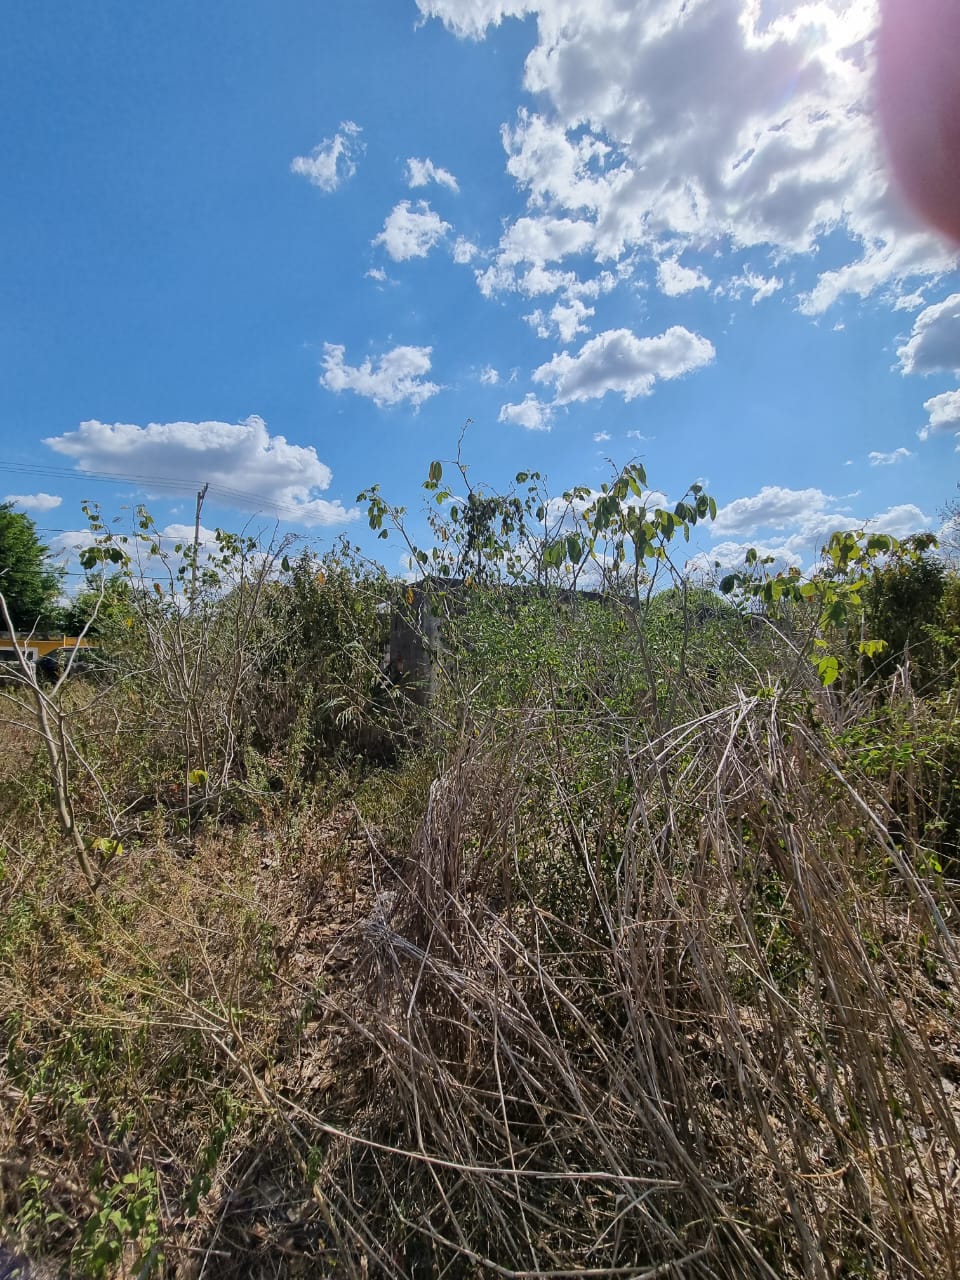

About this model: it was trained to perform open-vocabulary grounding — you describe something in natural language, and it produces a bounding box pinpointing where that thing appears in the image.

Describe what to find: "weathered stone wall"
[388,582,448,706]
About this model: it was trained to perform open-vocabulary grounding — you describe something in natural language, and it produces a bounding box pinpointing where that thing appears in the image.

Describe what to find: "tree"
[0,502,63,633]
[61,571,132,637]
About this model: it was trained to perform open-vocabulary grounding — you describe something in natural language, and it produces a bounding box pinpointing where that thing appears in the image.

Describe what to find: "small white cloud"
[868,447,913,466]
[657,257,710,297]
[897,294,960,376]
[320,342,441,408]
[593,430,611,443]
[452,236,478,264]
[290,121,363,193]
[725,270,783,305]
[366,266,388,282]
[374,200,451,261]
[553,299,594,342]
[534,327,715,404]
[894,289,926,312]
[406,156,460,193]
[918,389,960,442]
[498,394,553,431]
[479,365,500,386]
[414,0,532,39]
[526,297,594,343]
[3,492,62,512]
[44,416,355,527]
[154,522,218,548]
[525,308,546,335]
[626,430,652,442]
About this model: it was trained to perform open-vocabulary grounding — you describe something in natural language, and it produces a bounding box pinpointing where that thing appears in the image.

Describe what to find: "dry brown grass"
[293,691,960,1277]
[1,674,959,1277]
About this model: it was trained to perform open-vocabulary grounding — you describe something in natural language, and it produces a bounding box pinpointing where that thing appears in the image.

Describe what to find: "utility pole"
[189,483,209,614]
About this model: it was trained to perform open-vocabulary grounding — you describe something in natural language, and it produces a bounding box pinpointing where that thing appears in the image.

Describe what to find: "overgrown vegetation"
[1,464,959,1278]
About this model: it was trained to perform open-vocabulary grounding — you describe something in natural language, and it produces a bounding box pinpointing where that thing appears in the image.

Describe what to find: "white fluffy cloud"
[415,0,533,38]
[478,261,614,301]
[498,394,553,430]
[707,483,931,567]
[479,365,500,385]
[869,504,932,539]
[3,492,62,512]
[868,447,913,466]
[452,236,478,263]
[406,156,460,192]
[476,215,601,303]
[725,269,784,304]
[290,121,363,192]
[43,417,356,527]
[525,297,594,342]
[534,326,715,403]
[550,298,594,341]
[657,257,710,297]
[49,528,97,559]
[374,200,452,261]
[897,294,960,375]
[418,0,956,313]
[712,485,839,538]
[919,389,960,443]
[702,537,806,571]
[320,342,441,408]
[496,215,594,268]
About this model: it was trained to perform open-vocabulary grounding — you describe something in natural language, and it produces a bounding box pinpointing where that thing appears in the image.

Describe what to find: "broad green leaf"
[91,836,124,860]
[857,638,889,657]
[816,655,840,686]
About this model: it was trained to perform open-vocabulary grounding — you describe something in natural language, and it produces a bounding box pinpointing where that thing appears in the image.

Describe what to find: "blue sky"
[1,0,959,588]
